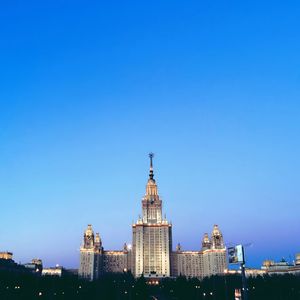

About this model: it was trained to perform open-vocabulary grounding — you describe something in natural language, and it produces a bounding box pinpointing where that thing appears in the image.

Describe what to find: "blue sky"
[0,0,299,268]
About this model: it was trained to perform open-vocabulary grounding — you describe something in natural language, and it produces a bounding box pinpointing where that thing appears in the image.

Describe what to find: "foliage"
[0,270,299,300]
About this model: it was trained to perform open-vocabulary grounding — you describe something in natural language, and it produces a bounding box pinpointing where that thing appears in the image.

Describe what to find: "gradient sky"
[0,1,299,269]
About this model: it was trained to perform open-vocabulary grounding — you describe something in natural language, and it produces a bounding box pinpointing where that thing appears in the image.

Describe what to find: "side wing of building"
[171,251,204,278]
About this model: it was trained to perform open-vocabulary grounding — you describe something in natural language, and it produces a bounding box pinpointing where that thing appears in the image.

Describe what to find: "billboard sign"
[228,245,245,264]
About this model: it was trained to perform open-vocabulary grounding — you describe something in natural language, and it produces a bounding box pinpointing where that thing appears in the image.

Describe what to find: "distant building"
[42,266,63,277]
[262,258,291,271]
[23,258,43,273]
[229,254,300,277]
[260,255,300,275]
[0,252,28,273]
[0,252,13,260]
[79,155,227,280]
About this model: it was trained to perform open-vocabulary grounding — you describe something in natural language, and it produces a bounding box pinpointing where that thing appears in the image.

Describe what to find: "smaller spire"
[145,153,158,196]
[95,233,101,243]
[149,152,154,179]
[211,224,224,249]
[85,224,94,237]
[202,233,211,250]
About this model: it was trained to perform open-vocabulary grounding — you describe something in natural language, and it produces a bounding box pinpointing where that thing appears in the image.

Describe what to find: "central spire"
[149,152,154,180]
[146,152,158,196]
[143,153,162,223]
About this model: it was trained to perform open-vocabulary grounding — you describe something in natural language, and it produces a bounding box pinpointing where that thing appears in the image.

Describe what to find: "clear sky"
[0,1,299,268]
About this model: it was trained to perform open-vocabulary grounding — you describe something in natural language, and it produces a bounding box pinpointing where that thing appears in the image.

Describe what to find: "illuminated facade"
[0,252,13,260]
[132,153,172,278]
[260,255,300,275]
[79,154,227,280]
[42,266,63,277]
[78,225,132,280]
[203,225,227,276]
[171,225,227,278]
[78,225,104,280]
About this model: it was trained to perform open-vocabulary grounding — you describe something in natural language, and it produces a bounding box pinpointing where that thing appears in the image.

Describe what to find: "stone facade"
[78,155,227,280]
[170,225,227,279]
[132,154,172,278]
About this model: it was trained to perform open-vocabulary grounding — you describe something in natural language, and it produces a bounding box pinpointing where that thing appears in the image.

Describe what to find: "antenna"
[149,152,154,179]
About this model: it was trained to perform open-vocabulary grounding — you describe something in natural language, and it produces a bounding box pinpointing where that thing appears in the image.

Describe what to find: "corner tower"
[132,154,172,278]
[79,225,98,280]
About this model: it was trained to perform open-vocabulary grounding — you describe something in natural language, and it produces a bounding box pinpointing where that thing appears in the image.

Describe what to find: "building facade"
[132,153,172,278]
[171,225,227,278]
[42,266,63,277]
[0,252,13,260]
[78,155,227,280]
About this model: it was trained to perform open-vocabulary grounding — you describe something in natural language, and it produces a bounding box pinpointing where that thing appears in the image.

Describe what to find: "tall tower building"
[132,153,172,278]
[78,225,97,280]
[79,154,227,280]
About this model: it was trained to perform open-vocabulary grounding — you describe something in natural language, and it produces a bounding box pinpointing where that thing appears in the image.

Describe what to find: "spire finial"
[149,152,154,179]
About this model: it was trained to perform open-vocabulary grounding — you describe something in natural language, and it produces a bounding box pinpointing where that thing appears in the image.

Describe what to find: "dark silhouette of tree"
[0,268,299,300]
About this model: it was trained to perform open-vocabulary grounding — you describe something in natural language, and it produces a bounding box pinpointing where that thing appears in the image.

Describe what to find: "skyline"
[1,1,300,269]
[1,153,299,269]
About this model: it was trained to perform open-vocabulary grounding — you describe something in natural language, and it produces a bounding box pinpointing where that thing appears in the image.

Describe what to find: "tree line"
[0,269,299,299]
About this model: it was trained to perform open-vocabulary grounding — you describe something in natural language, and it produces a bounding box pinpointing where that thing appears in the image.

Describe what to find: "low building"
[42,266,63,277]
[257,254,300,275]
[23,258,43,273]
[226,254,300,277]
[0,252,28,273]
[262,258,291,271]
[0,252,13,260]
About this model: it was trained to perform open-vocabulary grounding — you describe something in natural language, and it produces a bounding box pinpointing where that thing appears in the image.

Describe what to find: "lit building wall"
[133,223,172,277]
[0,252,13,260]
[132,154,172,278]
[79,249,96,280]
[103,251,129,273]
[171,251,204,278]
[203,249,227,276]
[171,227,227,279]
[78,155,228,281]
[42,267,63,277]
